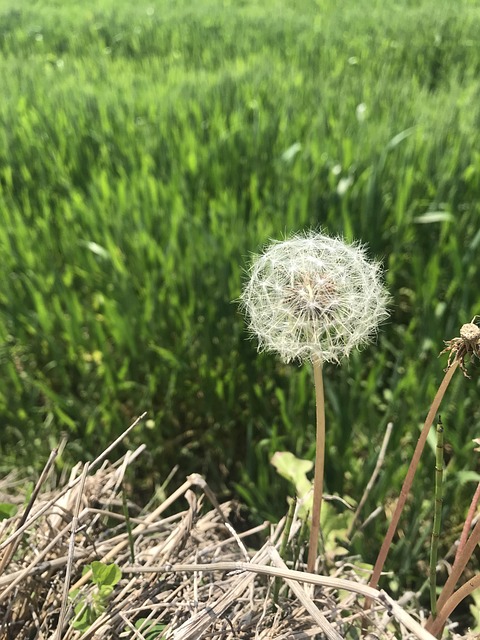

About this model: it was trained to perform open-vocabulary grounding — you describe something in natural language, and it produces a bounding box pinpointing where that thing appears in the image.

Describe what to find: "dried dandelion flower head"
[241,231,389,364]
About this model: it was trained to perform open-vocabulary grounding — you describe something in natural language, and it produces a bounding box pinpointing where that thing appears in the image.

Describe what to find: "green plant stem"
[280,496,296,561]
[366,360,459,603]
[307,360,325,573]
[429,416,444,618]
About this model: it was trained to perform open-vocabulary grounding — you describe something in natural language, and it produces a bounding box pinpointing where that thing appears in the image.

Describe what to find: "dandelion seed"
[241,231,389,365]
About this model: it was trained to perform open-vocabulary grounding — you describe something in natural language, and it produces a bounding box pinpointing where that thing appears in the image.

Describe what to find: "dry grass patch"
[0,420,467,640]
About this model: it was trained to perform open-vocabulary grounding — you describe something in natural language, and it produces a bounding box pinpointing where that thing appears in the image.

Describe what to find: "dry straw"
[241,230,389,571]
[0,428,447,639]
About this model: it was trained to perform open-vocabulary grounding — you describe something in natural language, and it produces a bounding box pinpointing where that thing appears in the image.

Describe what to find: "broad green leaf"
[0,503,17,520]
[90,561,122,588]
[270,451,312,499]
[71,604,95,631]
[135,619,167,640]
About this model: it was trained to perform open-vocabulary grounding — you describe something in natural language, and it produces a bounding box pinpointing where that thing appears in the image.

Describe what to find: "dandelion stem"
[307,360,325,573]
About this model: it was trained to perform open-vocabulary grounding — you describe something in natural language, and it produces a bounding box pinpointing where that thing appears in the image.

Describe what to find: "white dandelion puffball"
[241,231,389,364]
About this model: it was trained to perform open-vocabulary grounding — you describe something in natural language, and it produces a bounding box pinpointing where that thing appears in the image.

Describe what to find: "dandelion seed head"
[240,231,389,364]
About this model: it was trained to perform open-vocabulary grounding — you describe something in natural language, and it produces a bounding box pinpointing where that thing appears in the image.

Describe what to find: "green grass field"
[1,0,480,609]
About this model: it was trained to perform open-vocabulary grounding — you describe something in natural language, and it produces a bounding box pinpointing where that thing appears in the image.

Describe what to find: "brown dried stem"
[366,360,459,602]
[454,479,480,563]
[0,445,59,574]
[426,515,480,636]
[428,572,480,638]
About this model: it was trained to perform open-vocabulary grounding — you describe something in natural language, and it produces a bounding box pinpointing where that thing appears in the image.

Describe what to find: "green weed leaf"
[90,561,122,587]
[71,603,95,631]
[134,618,167,639]
[0,503,17,520]
[271,451,312,498]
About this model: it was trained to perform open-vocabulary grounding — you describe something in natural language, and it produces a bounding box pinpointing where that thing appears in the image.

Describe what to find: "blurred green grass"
[1,0,480,598]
